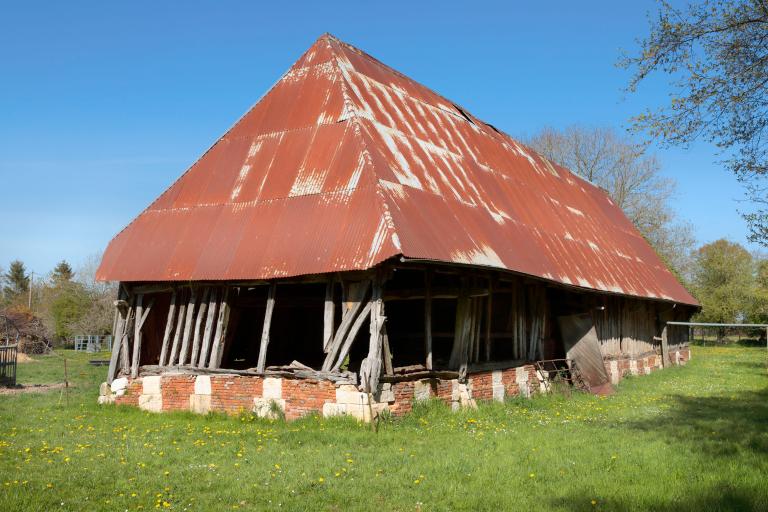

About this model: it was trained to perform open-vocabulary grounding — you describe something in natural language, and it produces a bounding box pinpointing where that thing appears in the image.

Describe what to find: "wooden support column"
[158,290,177,366]
[120,299,135,374]
[130,294,143,378]
[360,278,385,393]
[256,283,277,373]
[178,288,198,366]
[449,280,471,377]
[208,288,231,369]
[168,290,187,366]
[197,288,219,367]
[330,301,373,372]
[424,269,433,370]
[107,299,128,383]
[130,295,154,378]
[323,278,335,353]
[661,324,670,367]
[321,280,371,372]
[190,288,210,366]
[485,279,493,361]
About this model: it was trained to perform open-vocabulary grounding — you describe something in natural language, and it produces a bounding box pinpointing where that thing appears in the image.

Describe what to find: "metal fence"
[74,335,113,353]
[0,344,17,387]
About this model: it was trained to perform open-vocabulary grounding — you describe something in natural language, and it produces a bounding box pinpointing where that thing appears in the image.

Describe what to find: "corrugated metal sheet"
[97,34,697,306]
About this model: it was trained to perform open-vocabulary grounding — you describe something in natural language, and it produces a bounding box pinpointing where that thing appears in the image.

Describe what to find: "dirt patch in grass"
[0,382,71,394]
[16,353,37,364]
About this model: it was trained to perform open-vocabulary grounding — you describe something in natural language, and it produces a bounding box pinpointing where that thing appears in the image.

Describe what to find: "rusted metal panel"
[97,34,697,307]
[557,314,613,395]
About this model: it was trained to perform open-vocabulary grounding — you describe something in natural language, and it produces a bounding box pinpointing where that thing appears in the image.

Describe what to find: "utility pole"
[27,272,34,310]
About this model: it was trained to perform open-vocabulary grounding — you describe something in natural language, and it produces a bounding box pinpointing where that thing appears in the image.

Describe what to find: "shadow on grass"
[626,388,768,457]
[550,483,765,512]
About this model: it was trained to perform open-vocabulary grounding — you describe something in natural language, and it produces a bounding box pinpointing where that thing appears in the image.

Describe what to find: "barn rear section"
[96,34,697,419]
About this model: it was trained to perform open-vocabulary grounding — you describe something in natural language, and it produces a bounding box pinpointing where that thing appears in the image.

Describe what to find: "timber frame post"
[107,298,129,383]
[256,283,277,373]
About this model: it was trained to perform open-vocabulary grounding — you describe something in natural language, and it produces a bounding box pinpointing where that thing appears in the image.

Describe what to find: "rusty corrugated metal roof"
[97,34,697,306]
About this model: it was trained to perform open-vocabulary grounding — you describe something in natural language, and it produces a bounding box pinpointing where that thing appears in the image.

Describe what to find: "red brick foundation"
[100,347,691,420]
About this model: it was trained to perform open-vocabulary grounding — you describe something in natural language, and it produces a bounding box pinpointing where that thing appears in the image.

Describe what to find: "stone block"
[138,393,162,413]
[142,376,162,395]
[609,360,620,385]
[110,377,128,393]
[413,380,432,402]
[336,385,368,405]
[253,398,285,419]
[190,394,211,414]
[194,375,212,395]
[492,370,505,402]
[262,377,282,400]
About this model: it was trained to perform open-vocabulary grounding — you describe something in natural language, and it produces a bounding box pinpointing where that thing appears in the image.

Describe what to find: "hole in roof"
[451,104,475,125]
[485,123,501,134]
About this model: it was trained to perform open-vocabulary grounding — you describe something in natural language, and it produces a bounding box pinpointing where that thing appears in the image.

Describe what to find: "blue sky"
[0,1,757,276]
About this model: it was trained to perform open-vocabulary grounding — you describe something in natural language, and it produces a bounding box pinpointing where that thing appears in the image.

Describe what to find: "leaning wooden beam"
[167,292,187,367]
[131,295,155,378]
[107,301,127,383]
[424,269,433,370]
[158,290,177,367]
[177,288,198,366]
[382,325,394,376]
[321,280,371,372]
[197,288,219,367]
[190,288,210,366]
[323,278,335,353]
[120,301,135,374]
[208,288,231,369]
[331,301,373,372]
[256,283,277,373]
[360,279,386,393]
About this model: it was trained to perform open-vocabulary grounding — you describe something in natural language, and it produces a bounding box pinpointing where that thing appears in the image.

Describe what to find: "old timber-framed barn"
[97,34,697,419]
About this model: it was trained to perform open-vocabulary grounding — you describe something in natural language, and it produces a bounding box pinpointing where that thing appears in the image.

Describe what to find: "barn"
[96,34,697,419]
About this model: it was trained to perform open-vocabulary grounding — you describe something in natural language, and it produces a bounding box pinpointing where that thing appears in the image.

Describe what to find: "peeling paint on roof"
[96,34,697,306]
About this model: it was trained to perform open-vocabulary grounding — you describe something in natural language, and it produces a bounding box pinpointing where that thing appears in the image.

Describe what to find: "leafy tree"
[4,260,29,298]
[748,258,768,323]
[51,260,74,284]
[526,125,695,277]
[48,282,91,340]
[621,0,768,245]
[691,239,754,324]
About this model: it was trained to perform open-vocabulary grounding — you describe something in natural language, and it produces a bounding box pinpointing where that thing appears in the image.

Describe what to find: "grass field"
[0,346,766,511]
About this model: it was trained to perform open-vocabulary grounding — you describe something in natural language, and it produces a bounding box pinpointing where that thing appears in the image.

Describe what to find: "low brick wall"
[98,347,690,421]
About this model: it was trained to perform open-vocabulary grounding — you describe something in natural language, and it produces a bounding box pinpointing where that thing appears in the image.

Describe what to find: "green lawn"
[0,346,766,511]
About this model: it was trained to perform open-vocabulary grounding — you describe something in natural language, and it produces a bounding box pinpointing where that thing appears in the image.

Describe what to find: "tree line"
[0,255,117,343]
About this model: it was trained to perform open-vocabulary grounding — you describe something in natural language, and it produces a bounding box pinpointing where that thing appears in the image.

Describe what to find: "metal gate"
[0,344,17,387]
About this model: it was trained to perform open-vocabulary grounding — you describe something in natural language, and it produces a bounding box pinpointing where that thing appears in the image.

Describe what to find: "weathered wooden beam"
[424,269,433,370]
[208,288,231,369]
[120,301,135,374]
[485,281,493,361]
[382,324,394,376]
[330,301,373,372]
[167,293,187,367]
[384,287,489,301]
[158,291,177,367]
[190,288,210,366]
[360,279,386,392]
[197,288,219,367]
[321,280,371,372]
[256,283,277,373]
[177,288,198,366]
[130,296,155,378]
[323,279,335,353]
[107,302,127,383]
